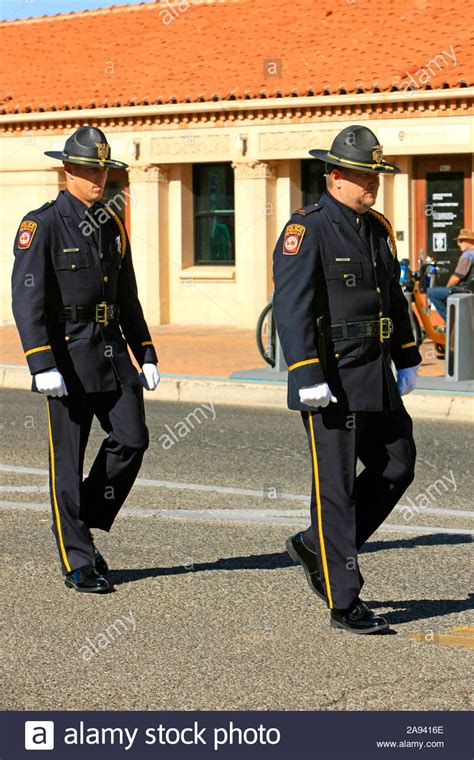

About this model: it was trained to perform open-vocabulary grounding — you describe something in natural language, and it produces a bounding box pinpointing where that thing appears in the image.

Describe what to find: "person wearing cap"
[427,229,474,321]
[11,126,160,594]
[273,125,421,634]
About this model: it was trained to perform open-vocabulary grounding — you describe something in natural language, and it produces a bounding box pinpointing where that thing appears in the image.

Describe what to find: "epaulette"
[28,200,55,217]
[368,208,397,258]
[105,206,127,258]
[293,203,321,216]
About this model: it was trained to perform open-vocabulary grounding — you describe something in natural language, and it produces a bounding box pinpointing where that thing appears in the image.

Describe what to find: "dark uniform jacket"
[12,190,158,394]
[273,191,421,412]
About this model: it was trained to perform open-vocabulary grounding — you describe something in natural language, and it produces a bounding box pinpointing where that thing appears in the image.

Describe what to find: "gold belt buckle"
[95,301,108,326]
[380,317,392,341]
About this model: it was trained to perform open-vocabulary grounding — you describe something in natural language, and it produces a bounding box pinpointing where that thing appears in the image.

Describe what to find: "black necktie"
[358,212,371,250]
[90,204,101,250]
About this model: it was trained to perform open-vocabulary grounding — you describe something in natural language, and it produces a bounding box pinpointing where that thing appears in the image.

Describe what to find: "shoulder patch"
[283,223,306,255]
[17,220,38,250]
[368,209,397,258]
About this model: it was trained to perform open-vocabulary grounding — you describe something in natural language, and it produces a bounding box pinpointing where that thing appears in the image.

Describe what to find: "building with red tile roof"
[0,0,473,330]
[1,0,472,115]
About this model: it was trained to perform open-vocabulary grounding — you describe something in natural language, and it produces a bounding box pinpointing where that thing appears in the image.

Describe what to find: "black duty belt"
[328,317,393,342]
[57,302,119,326]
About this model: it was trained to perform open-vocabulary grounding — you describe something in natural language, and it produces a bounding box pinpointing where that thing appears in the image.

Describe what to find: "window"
[301,159,326,206]
[193,163,235,264]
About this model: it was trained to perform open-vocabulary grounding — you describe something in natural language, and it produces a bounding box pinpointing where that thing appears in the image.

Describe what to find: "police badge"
[372,145,384,163]
[96,142,110,163]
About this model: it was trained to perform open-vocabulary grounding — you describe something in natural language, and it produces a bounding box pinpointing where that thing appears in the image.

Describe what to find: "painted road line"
[0,464,48,475]
[0,485,49,493]
[0,500,473,535]
[410,627,474,650]
[1,464,473,519]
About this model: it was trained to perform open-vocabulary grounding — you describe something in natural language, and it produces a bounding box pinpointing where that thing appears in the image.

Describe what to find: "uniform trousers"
[46,384,149,574]
[301,404,416,609]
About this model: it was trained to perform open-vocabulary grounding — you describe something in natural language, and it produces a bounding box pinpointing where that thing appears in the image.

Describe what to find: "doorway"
[413,156,472,284]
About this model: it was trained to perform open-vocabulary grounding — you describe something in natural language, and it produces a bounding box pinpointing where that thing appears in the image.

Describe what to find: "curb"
[0,364,472,421]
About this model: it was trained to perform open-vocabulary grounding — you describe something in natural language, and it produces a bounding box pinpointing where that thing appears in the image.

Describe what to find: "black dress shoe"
[286,532,326,601]
[64,564,112,593]
[87,529,109,575]
[330,598,389,634]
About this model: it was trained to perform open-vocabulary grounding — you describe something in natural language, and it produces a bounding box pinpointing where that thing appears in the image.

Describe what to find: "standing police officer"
[273,125,421,633]
[12,126,160,593]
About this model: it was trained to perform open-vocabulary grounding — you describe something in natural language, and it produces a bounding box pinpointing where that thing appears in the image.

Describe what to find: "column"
[275,159,302,234]
[0,169,60,324]
[375,172,385,215]
[391,156,412,261]
[232,161,277,328]
[127,164,169,325]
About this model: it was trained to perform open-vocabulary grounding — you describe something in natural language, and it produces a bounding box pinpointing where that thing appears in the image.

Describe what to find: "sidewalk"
[1,324,471,421]
[0,323,445,378]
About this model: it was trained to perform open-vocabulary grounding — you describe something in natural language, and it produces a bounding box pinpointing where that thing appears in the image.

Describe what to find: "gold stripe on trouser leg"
[308,413,334,608]
[46,399,71,573]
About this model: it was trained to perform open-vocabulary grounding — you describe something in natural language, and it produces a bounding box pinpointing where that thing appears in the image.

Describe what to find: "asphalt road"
[0,388,472,711]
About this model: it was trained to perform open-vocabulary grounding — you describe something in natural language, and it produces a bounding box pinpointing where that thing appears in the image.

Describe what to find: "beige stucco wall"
[1,114,473,328]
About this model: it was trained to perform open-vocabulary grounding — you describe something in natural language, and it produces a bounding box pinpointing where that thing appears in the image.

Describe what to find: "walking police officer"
[273,125,421,633]
[12,126,160,593]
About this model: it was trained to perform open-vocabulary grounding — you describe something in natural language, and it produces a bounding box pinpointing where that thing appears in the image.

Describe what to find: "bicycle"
[256,299,276,367]
[256,257,450,365]
[400,257,450,354]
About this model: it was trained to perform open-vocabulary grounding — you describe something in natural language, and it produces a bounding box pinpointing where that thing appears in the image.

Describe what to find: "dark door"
[413,156,472,285]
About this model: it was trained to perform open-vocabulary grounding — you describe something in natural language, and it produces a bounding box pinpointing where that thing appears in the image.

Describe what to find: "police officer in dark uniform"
[11,126,160,593]
[273,125,421,633]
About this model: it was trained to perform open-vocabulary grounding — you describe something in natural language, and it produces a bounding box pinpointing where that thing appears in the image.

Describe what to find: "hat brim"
[308,149,400,174]
[44,151,129,169]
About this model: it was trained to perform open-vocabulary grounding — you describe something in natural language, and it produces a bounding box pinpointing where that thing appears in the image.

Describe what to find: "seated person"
[427,229,474,321]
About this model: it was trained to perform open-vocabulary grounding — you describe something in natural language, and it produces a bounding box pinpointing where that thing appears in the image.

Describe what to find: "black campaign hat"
[309,125,400,174]
[44,126,128,169]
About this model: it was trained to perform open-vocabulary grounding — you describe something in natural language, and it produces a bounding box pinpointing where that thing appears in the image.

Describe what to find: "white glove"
[140,363,160,391]
[299,382,337,408]
[397,365,420,396]
[34,369,68,397]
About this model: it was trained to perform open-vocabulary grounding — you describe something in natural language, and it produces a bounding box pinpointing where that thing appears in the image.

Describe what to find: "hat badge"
[95,142,109,162]
[372,145,384,163]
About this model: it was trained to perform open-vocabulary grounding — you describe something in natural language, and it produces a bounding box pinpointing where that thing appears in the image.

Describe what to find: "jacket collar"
[54,191,98,250]
[318,190,354,224]
[319,191,371,257]
[55,189,88,219]
[56,189,103,223]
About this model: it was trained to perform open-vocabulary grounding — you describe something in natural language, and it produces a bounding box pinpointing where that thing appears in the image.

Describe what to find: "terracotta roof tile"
[1,0,472,114]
